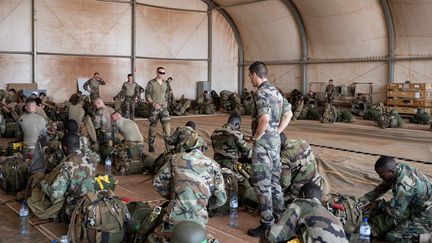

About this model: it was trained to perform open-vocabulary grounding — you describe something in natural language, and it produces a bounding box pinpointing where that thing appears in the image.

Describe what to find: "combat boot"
[247,223,271,237]
[148,145,155,153]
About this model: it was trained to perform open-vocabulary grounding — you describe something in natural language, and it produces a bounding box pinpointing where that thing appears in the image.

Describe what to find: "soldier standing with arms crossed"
[145,67,172,152]
[247,61,293,237]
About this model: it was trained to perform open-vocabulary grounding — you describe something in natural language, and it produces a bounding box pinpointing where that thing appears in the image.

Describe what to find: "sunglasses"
[158,71,166,75]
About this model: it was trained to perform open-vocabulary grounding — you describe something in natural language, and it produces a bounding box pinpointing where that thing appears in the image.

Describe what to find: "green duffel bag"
[0,155,29,194]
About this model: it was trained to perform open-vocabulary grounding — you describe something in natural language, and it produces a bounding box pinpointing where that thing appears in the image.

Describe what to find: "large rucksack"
[43,140,66,172]
[151,151,175,174]
[113,144,153,175]
[126,201,166,243]
[0,155,29,194]
[68,190,127,243]
[323,193,362,235]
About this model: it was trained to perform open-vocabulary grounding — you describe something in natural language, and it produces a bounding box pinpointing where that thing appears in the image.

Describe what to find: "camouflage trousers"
[370,206,432,242]
[148,106,171,149]
[251,133,285,226]
[124,96,136,120]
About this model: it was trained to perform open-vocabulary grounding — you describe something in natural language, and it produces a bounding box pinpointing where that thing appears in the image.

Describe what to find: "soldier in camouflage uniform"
[196,91,215,114]
[324,79,335,103]
[93,98,115,144]
[261,183,348,243]
[247,61,293,237]
[165,121,206,153]
[211,114,251,171]
[356,156,432,242]
[41,133,98,218]
[145,67,172,152]
[321,102,338,123]
[228,93,242,114]
[170,95,192,116]
[279,133,325,204]
[153,136,226,230]
[121,73,143,120]
[83,72,106,100]
[219,90,233,112]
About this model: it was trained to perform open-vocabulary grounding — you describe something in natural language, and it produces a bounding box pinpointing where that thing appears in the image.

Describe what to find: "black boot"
[148,145,155,152]
[247,224,270,238]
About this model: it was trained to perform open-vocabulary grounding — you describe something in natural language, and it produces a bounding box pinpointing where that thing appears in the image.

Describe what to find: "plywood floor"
[1,114,431,243]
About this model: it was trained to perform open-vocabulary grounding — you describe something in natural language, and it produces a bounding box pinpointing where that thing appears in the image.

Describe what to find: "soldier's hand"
[354,197,369,211]
[153,103,161,110]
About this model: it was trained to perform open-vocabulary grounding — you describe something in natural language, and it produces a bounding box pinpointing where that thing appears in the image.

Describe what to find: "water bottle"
[358,217,371,243]
[229,192,238,227]
[59,235,69,243]
[105,156,112,176]
[19,201,29,236]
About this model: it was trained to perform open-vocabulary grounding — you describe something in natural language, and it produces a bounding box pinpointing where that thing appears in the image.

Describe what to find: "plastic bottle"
[19,201,29,236]
[105,156,112,176]
[358,217,371,243]
[229,192,238,227]
[59,235,69,243]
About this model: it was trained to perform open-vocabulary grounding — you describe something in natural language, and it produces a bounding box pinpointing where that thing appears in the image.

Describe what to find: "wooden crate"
[409,83,432,91]
[386,98,432,107]
[386,106,431,115]
[387,90,432,99]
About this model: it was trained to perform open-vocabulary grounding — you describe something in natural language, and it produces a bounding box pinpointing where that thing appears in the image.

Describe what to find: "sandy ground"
[0,114,431,242]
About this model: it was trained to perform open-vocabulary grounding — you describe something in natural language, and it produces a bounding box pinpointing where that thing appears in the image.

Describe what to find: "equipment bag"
[43,140,66,172]
[126,201,166,243]
[94,174,118,192]
[324,193,362,234]
[0,155,29,194]
[113,144,143,175]
[68,190,126,243]
[151,151,175,174]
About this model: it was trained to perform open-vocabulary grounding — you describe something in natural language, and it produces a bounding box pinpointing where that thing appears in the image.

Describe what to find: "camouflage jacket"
[165,126,205,152]
[211,123,251,170]
[361,163,432,222]
[41,150,97,210]
[280,139,321,195]
[251,82,291,134]
[266,198,348,243]
[153,149,226,228]
[83,78,105,97]
[145,78,172,106]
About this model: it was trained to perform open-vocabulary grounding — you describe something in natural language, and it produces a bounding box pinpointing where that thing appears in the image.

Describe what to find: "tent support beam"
[282,0,309,93]
[32,0,37,83]
[380,0,396,83]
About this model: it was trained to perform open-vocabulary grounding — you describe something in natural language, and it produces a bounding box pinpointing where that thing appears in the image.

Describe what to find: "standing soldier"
[247,61,293,237]
[121,73,143,120]
[153,135,226,230]
[145,67,172,152]
[83,72,106,100]
[261,183,348,243]
[324,79,335,103]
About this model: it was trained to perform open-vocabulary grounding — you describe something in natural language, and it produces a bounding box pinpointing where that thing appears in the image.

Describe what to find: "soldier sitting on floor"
[261,183,348,243]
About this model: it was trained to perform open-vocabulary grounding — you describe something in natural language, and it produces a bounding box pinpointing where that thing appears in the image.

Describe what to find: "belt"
[24,145,35,149]
[125,141,144,145]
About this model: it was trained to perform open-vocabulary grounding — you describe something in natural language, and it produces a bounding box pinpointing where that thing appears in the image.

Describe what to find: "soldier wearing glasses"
[145,67,173,152]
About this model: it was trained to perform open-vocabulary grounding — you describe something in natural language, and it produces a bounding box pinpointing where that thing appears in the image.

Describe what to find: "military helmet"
[171,221,207,243]
[182,133,206,151]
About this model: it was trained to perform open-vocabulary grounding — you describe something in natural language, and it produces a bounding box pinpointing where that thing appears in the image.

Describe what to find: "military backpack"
[113,144,148,175]
[68,190,126,243]
[0,155,29,194]
[125,201,166,243]
[323,193,362,235]
[43,140,66,172]
[151,151,175,174]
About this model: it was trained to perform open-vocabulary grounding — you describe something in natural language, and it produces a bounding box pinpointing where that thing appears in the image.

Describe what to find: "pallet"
[386,98,432,107]
[386,106,431,115]
[387,83,432,91]
[387,90,432,99]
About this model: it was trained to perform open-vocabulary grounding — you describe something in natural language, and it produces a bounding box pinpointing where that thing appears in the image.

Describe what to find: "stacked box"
[386,83,432,115]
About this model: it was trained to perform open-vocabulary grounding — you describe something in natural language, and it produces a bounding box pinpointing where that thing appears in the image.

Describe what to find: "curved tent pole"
[380,0,396,83]
[203,0,245,94]
[281,0,309,93]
